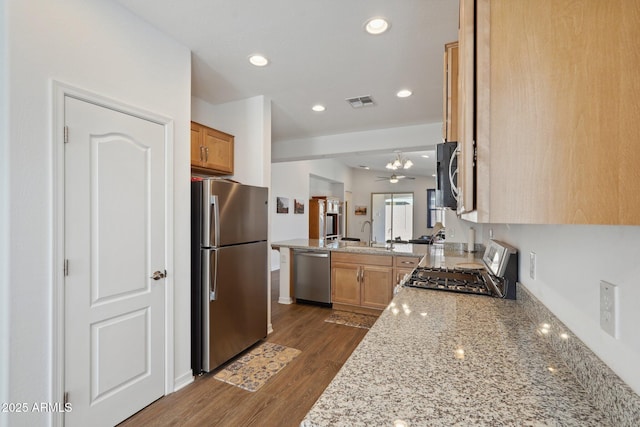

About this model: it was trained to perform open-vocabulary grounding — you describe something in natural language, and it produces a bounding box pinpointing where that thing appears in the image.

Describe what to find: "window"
[427,189,437,229]
[370,192,413,243]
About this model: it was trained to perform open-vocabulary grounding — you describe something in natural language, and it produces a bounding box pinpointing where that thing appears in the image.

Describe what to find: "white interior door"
[63,96,166,426]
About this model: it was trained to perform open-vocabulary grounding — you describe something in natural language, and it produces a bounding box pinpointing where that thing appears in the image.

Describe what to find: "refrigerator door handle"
[201,248,219,301]
[210,248,218,301]
[201,180,211,247]
[211,195,220,247]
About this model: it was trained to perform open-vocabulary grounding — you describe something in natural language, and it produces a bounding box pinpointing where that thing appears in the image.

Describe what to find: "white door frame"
[51,81,175,427]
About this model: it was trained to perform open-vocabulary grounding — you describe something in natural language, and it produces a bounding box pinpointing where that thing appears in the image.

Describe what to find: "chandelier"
[385,151,413,170]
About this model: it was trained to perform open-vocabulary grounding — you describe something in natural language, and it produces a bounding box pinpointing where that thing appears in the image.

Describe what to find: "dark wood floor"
[119,271,371,427]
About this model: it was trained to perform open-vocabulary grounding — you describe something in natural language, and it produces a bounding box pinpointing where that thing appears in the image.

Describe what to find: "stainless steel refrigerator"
[191,178,268,374]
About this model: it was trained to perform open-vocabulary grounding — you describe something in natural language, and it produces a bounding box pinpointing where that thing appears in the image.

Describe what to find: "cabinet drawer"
[331,252,393,267]
[394,256,420,268]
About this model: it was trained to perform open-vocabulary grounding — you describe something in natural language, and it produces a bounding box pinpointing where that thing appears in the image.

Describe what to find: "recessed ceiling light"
[312,104,326,112]
[248,54,269,67]
[421,154,430,158]
[431,174,436,177]
[364,17,390,35]
[396,89,412,98]
[359,165,370,170]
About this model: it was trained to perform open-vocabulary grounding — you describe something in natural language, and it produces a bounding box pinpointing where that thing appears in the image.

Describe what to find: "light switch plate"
[600,281,618,338]
[529,252,536,280]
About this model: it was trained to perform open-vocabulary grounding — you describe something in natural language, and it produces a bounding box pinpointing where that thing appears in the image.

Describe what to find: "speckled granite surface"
[271,239,485,264]
[271,238,432,257]
[301,287,612,427]
[518,285,640,426]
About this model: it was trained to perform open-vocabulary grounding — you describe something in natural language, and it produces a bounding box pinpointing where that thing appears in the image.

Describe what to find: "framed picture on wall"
[276,197,289,214]
[294,199,305,214]
[355,205,367,216]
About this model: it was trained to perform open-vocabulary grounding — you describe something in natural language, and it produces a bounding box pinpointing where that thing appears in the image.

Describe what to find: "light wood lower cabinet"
[393,255,421,285]
[360,265,393,309]
[331,262,362,306]
[331,252,393,313]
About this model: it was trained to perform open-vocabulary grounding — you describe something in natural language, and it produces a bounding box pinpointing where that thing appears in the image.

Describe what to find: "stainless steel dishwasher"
[293,249,331,307]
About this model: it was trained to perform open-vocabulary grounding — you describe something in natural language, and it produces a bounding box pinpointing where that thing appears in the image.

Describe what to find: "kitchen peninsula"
[271,239,480,309]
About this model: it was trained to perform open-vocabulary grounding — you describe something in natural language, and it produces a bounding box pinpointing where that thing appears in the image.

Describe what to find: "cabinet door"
[443,41,459,142]
[202,127,234,174]
[190,122,204,167]
[331,263,361,306]
[361,265,392,309]
[460,0,640,224]
[308,199,325,240]
[457,0,475,215]
[394,268,414,286]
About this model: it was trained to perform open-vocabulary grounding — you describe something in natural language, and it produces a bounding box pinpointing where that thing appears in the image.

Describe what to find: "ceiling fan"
[376,174,416,183]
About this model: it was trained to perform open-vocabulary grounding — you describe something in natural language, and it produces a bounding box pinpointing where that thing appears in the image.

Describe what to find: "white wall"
[270,161,436,269]
[348,168,436,242]
[192,96,271,187]
[5,0,191,425]
[1,1,10,425]
[271,159,353,269]
[444,212,640,395]
[499,224,640,395]
[272,122,442,161]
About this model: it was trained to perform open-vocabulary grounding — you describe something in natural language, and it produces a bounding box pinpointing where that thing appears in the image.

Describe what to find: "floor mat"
[324,311,378,329]
[213,342,301,392]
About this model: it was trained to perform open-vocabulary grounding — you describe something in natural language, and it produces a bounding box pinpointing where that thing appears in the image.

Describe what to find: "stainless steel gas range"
[405,240,519,299]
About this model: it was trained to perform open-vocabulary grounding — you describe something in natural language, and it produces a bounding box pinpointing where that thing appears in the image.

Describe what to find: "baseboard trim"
[278,296,293,304]
[173,371,194,393]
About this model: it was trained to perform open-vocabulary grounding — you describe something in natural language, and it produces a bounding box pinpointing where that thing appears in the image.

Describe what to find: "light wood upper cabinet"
[456,0,476,216]
[458,0,640,225]
[443,41,459,143]
[191,121,234,175]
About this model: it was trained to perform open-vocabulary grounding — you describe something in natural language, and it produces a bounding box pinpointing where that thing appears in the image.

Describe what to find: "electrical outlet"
[600,281,618,338]
[489,228,494,239]
[529,252,536,280]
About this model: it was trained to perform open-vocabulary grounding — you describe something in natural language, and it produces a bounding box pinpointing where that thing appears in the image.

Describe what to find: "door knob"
[150,270,166,280]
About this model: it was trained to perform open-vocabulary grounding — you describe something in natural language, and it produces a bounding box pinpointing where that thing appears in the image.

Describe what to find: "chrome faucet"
[361,220,373,245]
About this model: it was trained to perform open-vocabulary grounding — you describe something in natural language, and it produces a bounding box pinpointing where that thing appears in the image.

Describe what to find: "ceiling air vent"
[346,95,375,108]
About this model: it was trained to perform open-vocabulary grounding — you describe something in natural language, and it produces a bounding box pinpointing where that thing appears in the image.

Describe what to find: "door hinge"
[64,126,69,143]
[64,259,69,276]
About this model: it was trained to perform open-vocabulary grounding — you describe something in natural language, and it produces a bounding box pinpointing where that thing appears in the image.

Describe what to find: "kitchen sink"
[336,241,393,252]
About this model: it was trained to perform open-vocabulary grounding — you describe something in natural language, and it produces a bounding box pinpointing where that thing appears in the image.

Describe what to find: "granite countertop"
[271,238,482,263]
[301,287,611,426]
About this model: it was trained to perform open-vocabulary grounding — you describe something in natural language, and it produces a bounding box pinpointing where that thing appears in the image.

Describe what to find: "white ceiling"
[115,0,459,176]
[338,149,437,178]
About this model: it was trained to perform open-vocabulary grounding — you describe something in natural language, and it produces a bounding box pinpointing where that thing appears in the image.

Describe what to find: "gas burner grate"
[406,267,491,296]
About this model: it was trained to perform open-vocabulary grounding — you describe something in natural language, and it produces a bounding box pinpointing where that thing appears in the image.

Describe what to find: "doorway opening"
[370,192,414,243]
